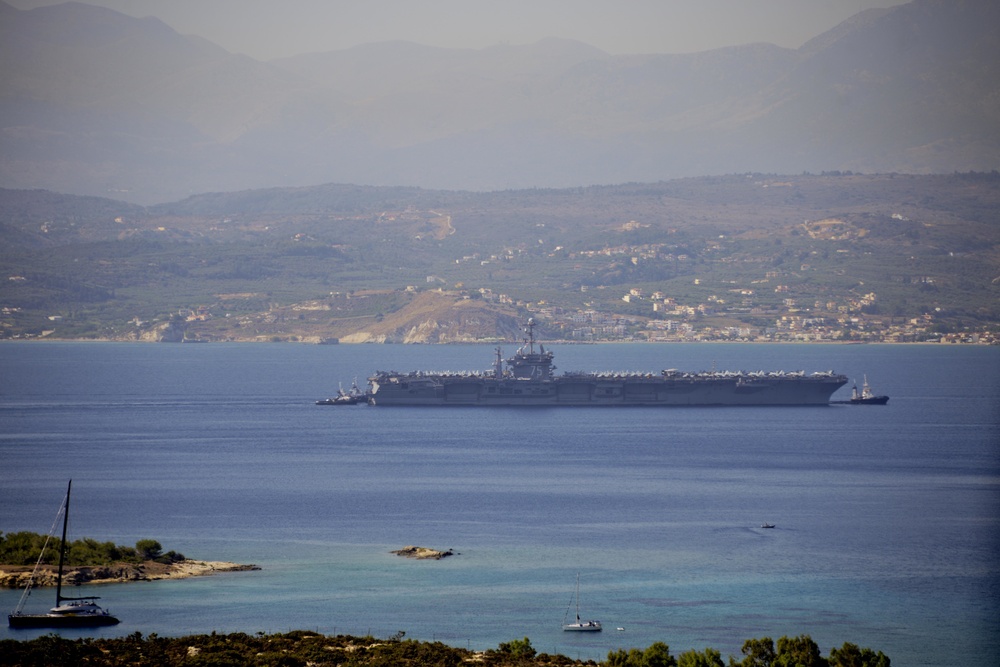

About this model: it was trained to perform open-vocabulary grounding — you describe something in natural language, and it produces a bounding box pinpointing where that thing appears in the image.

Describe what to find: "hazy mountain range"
[1,0,998,204]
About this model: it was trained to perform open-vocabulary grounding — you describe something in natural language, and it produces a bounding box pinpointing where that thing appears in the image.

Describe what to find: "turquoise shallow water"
[1,342,998,665]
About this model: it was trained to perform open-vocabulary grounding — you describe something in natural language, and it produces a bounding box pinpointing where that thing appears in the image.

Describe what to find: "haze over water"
[1,342,997,666]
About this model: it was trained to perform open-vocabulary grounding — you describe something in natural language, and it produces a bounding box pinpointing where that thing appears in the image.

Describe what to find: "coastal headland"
[0,560,258,589]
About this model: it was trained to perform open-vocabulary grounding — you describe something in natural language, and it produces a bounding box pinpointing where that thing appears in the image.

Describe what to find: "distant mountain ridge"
[0,0,997,204]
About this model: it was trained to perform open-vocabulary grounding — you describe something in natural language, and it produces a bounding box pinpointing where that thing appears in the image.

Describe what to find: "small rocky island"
[391,546,456,560]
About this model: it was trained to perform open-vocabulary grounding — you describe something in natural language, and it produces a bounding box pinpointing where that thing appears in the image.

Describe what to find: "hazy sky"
[7,0,910,60]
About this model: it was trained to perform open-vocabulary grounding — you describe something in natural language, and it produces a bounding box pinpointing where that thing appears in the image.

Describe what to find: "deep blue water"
[1,342,998,665]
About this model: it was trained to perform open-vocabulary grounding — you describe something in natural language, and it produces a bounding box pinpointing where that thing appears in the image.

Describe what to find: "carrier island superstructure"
[364,320,848,406]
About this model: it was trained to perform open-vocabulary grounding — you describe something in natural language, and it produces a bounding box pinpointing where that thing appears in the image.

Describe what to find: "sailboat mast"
[576,573,581,622]
[55,480,71,604]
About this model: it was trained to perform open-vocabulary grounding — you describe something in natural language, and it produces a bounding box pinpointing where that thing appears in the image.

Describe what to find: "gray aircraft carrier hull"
[363,321,848,407]
[368,372,846,406]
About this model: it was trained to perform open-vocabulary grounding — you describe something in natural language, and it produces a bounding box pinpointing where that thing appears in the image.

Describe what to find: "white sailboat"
[562,573,601,632]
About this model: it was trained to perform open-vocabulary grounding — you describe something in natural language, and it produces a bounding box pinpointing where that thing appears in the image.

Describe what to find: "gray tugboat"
[849,376,889,405]
[316,379,365,405]
[365,320,848,406]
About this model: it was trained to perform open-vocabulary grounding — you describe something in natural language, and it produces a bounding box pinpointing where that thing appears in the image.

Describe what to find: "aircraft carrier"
[364,320,848,406]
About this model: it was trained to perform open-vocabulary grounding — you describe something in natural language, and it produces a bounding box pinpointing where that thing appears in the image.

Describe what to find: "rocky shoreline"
[0,560,259,589]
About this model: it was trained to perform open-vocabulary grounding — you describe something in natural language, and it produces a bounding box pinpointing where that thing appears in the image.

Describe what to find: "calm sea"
[1,342,997,665]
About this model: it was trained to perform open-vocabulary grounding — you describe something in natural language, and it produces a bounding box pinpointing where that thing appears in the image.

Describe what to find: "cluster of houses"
[529,300,997,345]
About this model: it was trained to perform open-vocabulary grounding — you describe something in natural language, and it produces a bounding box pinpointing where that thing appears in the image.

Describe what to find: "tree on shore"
[0,532,185,567]
[828,642,891,667]
[728,636,890,667]
[775,634,824,666]
[135,539,163,560]
[678,647,724,667]
[731,637,776,667]
[607,641,676,667]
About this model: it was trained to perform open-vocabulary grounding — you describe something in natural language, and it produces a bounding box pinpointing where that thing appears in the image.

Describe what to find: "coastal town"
[74,283,997,346]
[2,174,997,346]
[528,300,998,345]
[468,284,999,345]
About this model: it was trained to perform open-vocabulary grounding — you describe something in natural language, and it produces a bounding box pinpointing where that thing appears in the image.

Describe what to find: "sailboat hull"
[563,622,602,632]
[8,612,120,628]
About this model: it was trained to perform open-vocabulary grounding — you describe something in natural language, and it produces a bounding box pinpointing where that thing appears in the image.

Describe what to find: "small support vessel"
[316,379,365,405]
[850,376,889,405]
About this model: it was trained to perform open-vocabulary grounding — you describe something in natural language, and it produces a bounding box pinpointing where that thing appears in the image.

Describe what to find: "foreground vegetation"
[0,631,890,666]
[0,532,183,567]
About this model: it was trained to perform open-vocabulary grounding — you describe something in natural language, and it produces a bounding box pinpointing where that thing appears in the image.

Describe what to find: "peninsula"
[1,560,258,589]
[0,533,258,588]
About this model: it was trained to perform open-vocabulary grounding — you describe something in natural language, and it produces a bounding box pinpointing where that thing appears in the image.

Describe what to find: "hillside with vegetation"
[1,172,998,343]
